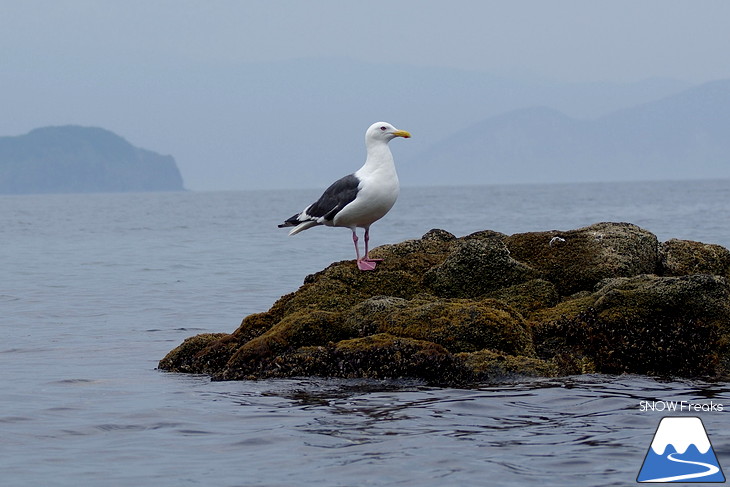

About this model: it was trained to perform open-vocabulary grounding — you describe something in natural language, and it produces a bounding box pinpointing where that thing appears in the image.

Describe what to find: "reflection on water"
[176,375,729,486]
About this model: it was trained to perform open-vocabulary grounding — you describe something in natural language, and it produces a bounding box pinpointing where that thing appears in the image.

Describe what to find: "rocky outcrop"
[159,222,730,385]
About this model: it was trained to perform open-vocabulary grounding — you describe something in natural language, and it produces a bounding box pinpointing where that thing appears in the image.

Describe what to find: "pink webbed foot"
[357,259,378,271]
[353,228,383,270]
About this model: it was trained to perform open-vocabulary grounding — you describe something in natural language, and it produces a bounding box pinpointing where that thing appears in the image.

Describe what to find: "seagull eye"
[380,126,386,131]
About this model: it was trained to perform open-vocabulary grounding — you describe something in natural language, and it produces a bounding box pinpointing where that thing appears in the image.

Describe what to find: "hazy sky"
[3,1,730,190]
[5,1,730,82]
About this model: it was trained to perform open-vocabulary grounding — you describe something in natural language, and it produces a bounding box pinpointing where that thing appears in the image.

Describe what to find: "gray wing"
[280,174,360,226]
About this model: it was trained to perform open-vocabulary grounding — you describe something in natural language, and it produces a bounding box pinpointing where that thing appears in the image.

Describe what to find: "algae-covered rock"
[159,222,730,385]
[505,222,659,295]
[533,307,724,377]
[380,297,532,354]
[424,238,539,298]
[221,310,352,379]
[532,274,730,377]
[457,349,560,381]
[660,239,730,278]
[487,279,560,315]
[342,295,411,337]
[593,274,730,323]
[158,333,230,374]
[288,334,463,384]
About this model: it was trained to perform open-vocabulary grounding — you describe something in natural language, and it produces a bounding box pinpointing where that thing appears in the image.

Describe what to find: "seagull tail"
[280,220,320,236]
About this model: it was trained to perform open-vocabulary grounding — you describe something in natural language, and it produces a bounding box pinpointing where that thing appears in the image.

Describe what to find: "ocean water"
[2,180,730,487]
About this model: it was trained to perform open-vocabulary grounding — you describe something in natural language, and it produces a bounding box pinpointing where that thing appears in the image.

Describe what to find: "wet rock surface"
[159,222,730,385]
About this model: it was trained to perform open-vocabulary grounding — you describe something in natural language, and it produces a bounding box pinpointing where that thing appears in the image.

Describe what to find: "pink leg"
[363,228,383,263]
[352,230,361,261]
[354,228,377,271]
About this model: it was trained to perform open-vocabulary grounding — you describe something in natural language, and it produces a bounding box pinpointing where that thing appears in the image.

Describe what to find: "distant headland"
[0,126,184,194]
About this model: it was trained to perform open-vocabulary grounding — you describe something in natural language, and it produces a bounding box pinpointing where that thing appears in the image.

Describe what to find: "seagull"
[278,121,411,271]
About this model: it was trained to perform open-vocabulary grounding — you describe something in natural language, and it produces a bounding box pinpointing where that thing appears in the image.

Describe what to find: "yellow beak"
[392,130,411,139]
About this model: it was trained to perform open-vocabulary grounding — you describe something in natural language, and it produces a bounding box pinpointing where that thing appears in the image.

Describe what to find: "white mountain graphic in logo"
[637,416,725,483]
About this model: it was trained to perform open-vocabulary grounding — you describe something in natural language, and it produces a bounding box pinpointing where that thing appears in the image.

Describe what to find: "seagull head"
[366,122,411,144]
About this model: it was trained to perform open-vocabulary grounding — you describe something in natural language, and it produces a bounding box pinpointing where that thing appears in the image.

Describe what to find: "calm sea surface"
[2,180,730,486]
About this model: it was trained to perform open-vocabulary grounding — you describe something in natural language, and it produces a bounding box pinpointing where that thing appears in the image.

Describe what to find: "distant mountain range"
[5,55,715,190]
[402,79,730,186]
[2,73,729,192]
[0,126,184,194]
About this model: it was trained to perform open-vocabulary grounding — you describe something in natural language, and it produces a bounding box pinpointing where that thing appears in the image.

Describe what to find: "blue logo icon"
[637,416,725,483]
